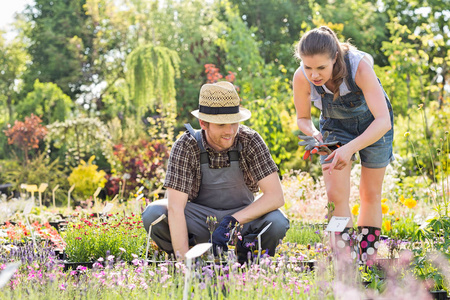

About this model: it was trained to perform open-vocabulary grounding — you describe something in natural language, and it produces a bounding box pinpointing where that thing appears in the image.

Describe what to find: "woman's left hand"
[322,145,354,174]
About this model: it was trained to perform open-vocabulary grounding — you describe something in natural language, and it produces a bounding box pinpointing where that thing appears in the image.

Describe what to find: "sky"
[0,0,33,31]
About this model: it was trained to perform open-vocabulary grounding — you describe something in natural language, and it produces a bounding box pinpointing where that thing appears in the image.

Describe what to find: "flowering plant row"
[62,213,147,262]
[0,221,66,250]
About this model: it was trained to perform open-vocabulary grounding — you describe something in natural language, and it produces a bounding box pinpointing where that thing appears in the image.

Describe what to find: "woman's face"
[301,53,336,86]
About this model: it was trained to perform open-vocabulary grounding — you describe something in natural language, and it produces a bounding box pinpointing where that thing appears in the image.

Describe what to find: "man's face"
[199,120,239,152]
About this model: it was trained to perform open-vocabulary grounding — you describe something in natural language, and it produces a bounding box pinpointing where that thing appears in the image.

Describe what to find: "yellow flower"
[351,204,360,216]
[404,132,410,137]
[352,204,359,216]
[389,210,396,216]
[399,195,405,204]
[404,198,417,209]
[381,198,388,203]
[381,203,389,214]
[383,220,392,232]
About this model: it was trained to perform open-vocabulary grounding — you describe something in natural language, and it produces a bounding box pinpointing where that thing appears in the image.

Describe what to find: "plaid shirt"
[164,125,278,200]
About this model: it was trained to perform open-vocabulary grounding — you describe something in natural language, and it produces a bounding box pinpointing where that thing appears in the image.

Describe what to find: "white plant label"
[325,216,351,232]
[23,202,34,215]
[102,203,114,214]
[94,187,102,198]
[38,183,48,193]
[185,243,212,260]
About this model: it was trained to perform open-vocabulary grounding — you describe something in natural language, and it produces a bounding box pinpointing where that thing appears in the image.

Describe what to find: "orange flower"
[381,203,389,214]
[383,220,392,232]
[404,198,417,209]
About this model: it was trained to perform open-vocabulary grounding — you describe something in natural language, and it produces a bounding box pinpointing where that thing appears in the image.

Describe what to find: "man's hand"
[211,215,239,256]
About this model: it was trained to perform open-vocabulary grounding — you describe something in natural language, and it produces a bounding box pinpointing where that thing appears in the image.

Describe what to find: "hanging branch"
[126,45,180,119]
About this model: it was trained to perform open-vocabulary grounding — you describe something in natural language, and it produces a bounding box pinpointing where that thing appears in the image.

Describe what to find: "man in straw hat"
[142,81,289,264]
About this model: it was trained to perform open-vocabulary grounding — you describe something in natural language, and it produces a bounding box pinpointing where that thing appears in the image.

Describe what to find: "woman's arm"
[323,58,391,173]
[293,67,323,142]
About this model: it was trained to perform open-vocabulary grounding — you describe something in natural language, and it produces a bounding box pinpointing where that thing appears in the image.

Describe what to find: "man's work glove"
[298,131,340,161]
[211,215,239,256]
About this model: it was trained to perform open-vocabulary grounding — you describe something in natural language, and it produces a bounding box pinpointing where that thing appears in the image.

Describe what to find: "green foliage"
[241,63,299,172]
[22,0,93,98]
[389,216,419,240]
[0,32,28,124]
[214,0,263,76]
[229,0,312,65]
[16,80,73,124]
[68,156,107,199]
[285,221,323,245]
[45,117,114,168]
[393,102,449,208]
[246,97,295,168]
[309,0,389,66]
[63,213,147,262]
[0,153,69,205]
[126,45,180,119]
[111,138,169,197]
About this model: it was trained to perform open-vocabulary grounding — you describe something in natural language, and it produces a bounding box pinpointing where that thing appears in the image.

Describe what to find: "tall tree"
[229,0,312,66]
[125,45,180,119]
[16,80,73,124]
[308,0,390,66]
[382,0,449,108]
[23,0,92,98]
[0,32,28,123]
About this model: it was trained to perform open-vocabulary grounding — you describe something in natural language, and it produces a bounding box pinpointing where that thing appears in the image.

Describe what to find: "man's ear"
[199,119,208,130]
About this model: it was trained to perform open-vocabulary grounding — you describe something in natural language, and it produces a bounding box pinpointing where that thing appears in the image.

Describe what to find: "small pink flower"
[60,283,66,290]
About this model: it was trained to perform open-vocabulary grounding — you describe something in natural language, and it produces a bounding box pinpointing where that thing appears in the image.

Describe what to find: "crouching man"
[142,81,289,264]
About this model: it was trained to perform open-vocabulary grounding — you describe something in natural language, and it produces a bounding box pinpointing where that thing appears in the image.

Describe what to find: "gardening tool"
[298,131,356,161]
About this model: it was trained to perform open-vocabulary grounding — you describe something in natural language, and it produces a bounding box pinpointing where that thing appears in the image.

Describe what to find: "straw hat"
[191,81,251,124]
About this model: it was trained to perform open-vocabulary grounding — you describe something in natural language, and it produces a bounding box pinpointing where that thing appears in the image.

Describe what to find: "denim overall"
[141,124,289,257]
[316,54,394,168]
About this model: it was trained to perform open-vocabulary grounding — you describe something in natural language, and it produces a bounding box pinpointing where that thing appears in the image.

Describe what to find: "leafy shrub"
[46,117,114,169]
[68,156,107,199]
[3,114,47,165]
[110,139,169,197]
[0,153,69,205]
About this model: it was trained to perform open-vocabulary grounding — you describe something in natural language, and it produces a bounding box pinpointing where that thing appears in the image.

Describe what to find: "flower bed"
[62,213,148,262]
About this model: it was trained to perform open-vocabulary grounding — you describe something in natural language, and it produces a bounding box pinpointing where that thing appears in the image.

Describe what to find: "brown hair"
[295,26,354,100]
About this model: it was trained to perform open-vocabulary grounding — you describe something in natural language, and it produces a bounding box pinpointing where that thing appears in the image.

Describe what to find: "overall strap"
[313,83,326,97]
[184,123,208,164]
[344,53,363,94]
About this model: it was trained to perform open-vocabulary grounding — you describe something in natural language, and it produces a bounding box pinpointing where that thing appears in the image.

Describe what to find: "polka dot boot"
[333,227,359,262]
[357,226,381,267]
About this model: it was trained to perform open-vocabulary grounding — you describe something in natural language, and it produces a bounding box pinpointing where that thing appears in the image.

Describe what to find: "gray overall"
[142,124,289,257]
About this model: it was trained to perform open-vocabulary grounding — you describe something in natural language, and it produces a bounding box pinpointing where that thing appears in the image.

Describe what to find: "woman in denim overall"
[292,26,394,266]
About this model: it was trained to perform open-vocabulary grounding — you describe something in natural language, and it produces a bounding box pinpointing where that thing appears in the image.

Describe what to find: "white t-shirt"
[300,49,373,110]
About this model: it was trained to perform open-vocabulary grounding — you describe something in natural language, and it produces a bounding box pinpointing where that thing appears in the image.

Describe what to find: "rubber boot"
[357,226,381,267]
[332,227,359,262]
